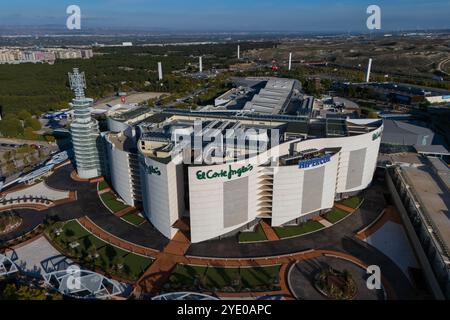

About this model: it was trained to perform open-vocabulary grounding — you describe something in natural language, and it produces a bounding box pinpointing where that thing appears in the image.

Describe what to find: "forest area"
[0,41,277,116]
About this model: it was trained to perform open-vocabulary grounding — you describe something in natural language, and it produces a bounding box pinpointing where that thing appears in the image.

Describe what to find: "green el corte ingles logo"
[372,130,382,141]
[146,165,161,176]
[196,164,254,180]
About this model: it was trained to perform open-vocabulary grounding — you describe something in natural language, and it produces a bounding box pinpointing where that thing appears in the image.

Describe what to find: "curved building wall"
[107,118,131,134]
[105,136,136,206]
[188,141,292,243]
[140,156,184,239]
[271,152,339,226]
[187,124,383,243]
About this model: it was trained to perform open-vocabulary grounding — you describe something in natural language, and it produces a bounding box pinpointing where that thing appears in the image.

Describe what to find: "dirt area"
[93,92,164,109]
[246,35,450,80]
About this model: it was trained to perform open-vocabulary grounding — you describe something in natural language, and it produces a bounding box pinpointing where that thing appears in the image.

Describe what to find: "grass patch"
[98,180,110,191]
[238,224,268,243]
[100,192,129,213]
[274,220,324,239]
[47,220,152,281]
[122,213,145,226]
[168,264,280,292]
[338,196,362,209]
[324,208,349,224]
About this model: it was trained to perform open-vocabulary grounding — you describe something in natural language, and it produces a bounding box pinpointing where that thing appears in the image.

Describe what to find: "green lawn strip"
[97,180,110,191]
[122,213,145,226]
[168,264,207,288]
[324,208,349,224]
[168,264,281,291]
[274,220,325,239]
[100,192,129,213]
[338,196,362,209]
[51,220,152,281]
[239,265,280,288]
[238,224,268,243]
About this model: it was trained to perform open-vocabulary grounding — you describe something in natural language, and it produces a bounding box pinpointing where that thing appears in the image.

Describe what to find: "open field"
[93,92,164,109]
[246,35,450,84]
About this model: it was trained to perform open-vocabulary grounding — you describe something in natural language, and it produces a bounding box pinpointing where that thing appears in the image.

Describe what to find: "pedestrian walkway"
[317,218,333,228]
[334,203,356,213]
[3,181,70,202]
[114,206,136,218]
[135,231,191,296]
[260,220,280,241]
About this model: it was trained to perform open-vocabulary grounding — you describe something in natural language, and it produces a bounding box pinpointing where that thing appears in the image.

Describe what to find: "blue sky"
[1,0,449,32]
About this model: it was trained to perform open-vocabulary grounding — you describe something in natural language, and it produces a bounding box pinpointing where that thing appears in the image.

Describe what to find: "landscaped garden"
[274,220,324,239]
[121,212,146,226]
[97,180,110,191]
[46,220,152,281]
[0,213,22,235]
[100,192,129,213]
[0,277,63,300]
[323,208,349,224]
[315,267,357,300]
[238,224,268,243]
[338,196,362,209]
[167,264,281,292]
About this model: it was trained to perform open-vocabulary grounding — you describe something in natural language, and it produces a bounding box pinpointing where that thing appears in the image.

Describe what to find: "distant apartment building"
[0,48,93,64]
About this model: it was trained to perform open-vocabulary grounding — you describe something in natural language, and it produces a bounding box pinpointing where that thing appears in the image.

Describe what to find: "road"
[0,164,417,298]
[0,138,57,150]
[93,92,164,109]
[437,58,450,76]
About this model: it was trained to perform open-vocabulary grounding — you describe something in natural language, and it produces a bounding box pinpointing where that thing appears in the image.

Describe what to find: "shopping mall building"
[103,105,383,243]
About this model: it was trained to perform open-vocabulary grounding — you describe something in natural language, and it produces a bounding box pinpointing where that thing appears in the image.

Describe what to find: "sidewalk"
[260,220,280,241]
[136,231,191,295]
[334,203,356,213]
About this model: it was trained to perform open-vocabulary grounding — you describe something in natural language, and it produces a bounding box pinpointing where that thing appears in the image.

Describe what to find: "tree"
[23,127,37,140]
[3,151,12,162]
[64,228,75,238]
[0,118,23,137]
[24,118,42,131]
[18,110,32,121]
[105,245,117,263]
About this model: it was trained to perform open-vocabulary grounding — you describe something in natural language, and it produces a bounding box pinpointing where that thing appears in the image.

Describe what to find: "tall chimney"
[199,56,203,73]
[365,58,372,83]
[158,62,163,81]
[288,52,292,71]
[237,45,240,60]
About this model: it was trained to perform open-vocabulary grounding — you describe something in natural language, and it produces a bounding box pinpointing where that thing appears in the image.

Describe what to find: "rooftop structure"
[243,78,299,115]
[349,82,450,105]
[388,159,450,298]
[382,119,434,147]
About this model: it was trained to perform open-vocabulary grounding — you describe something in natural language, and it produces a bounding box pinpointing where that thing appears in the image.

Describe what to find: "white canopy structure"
[0,253,19,276]
[152,292,218,300]
[43,268,125,299]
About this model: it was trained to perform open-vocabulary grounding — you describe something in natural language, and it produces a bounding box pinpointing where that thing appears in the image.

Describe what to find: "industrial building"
[386,156,450,299]
[346,82,450,105]
[242,78,300,114]
[382,119,434,147]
